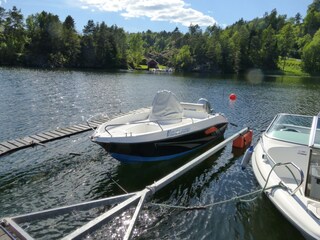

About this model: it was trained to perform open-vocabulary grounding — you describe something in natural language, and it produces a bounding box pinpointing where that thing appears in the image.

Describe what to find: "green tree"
[230,31,242,74]
[0,6,27,65]
[304,0,320,36]
[173,45,192,71]
[169,27,183,49]
[110,25,127,68]
[295,13,302,24]
[219,31,235,73]
[96,22,118,68]
[187,24,208,70]
[61,15,80,67]
[127,33,144,68]
[80,20,97,68]
[260,25,278,69]
[246,19,263,68]
[302,29,320,74]
[277,23,295,69]
[0,7,5,50]
[25,11,64,67]
[296,34,312,58]
[228,23,251,73]
[205,25,223,72]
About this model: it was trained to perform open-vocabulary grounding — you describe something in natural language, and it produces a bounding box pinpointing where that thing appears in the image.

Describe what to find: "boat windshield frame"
[265,113,313,146]
[309,113,320,148]
[305,113,320,201]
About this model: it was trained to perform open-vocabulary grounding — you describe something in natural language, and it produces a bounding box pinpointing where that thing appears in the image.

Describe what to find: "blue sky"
[1,0,312,33]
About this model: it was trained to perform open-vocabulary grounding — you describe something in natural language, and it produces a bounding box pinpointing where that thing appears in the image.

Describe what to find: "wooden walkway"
[0,117,107,157]
[0,108,149,157]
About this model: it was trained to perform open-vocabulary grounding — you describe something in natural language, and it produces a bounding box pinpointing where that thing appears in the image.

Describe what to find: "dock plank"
[29,135,47,142]
[90,120,103,125]
[21,136,40,144]
[72,125,89,131]
[67,126,87,132]
[55,129,74,135]
[15,138,31,145]
[0,108,148,157]
[0,146,6,153]
[48,130,65,137]
[57,127,78,134]
[87,122,99,127]
[37,133,55,140]
[77,123,91,129]
[7,140,26,148]
[0,142,16,150]
[40,132,58,138]
[44,131,62,138]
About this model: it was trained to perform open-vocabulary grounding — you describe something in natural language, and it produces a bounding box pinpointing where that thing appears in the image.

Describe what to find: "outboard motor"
[197,98,212,113]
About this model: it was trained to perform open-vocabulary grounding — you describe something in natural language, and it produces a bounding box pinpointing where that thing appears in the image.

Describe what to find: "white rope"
[150,162,293,211]
[150,186,279,211]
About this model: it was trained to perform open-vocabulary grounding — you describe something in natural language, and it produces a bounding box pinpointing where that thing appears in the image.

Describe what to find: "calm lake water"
[1,67,320,239]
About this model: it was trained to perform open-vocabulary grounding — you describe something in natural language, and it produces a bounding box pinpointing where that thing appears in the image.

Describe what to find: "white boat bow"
[252,113,320,239]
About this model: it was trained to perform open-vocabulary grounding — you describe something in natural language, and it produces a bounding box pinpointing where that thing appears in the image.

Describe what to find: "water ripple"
[0,68,317,239]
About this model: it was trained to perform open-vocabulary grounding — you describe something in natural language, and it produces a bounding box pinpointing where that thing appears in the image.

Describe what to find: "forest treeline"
[1,0,320,74]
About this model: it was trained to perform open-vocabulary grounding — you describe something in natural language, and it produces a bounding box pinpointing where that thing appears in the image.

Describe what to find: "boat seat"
[181,101,210,119]
[183,110,209,119]
[181,102,207,112]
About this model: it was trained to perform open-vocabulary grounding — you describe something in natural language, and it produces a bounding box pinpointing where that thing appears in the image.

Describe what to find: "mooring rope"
[150,186,278,211]
[150,162,293,211]
[107,172,128,194]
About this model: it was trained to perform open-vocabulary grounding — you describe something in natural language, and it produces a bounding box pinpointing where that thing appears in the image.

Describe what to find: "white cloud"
[79,0,216,27]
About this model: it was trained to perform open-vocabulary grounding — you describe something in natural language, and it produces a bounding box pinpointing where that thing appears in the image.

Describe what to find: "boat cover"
[149,90,183,123]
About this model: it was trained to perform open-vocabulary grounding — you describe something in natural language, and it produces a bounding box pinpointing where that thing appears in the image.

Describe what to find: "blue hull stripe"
[110,140,218,162]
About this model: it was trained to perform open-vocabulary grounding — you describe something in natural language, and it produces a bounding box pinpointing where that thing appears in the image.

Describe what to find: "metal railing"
[260,136,305,195]
[101,117,199,138]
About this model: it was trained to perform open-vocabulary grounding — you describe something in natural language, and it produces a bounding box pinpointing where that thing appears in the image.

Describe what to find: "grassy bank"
[277,58,310,76]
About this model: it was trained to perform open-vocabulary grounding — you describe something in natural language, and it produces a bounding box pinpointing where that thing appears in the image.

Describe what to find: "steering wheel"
[280,128,300,133]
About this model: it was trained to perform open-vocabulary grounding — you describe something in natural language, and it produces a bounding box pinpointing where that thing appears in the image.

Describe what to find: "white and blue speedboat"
[252,113,320,239]
[91,90,228,162]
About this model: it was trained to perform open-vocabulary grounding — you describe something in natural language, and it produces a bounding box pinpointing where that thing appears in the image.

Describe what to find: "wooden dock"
[0,108,150,157]
[0,118,107,157]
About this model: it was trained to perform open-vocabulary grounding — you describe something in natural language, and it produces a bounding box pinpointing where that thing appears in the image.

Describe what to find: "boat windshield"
[265,114,313,145]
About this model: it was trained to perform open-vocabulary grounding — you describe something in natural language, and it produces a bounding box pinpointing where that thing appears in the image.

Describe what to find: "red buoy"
[229,93,237,101]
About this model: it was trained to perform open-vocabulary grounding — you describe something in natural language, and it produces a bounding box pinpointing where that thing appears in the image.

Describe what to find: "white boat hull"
[252,135,320,239]
[92,110,228,162]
